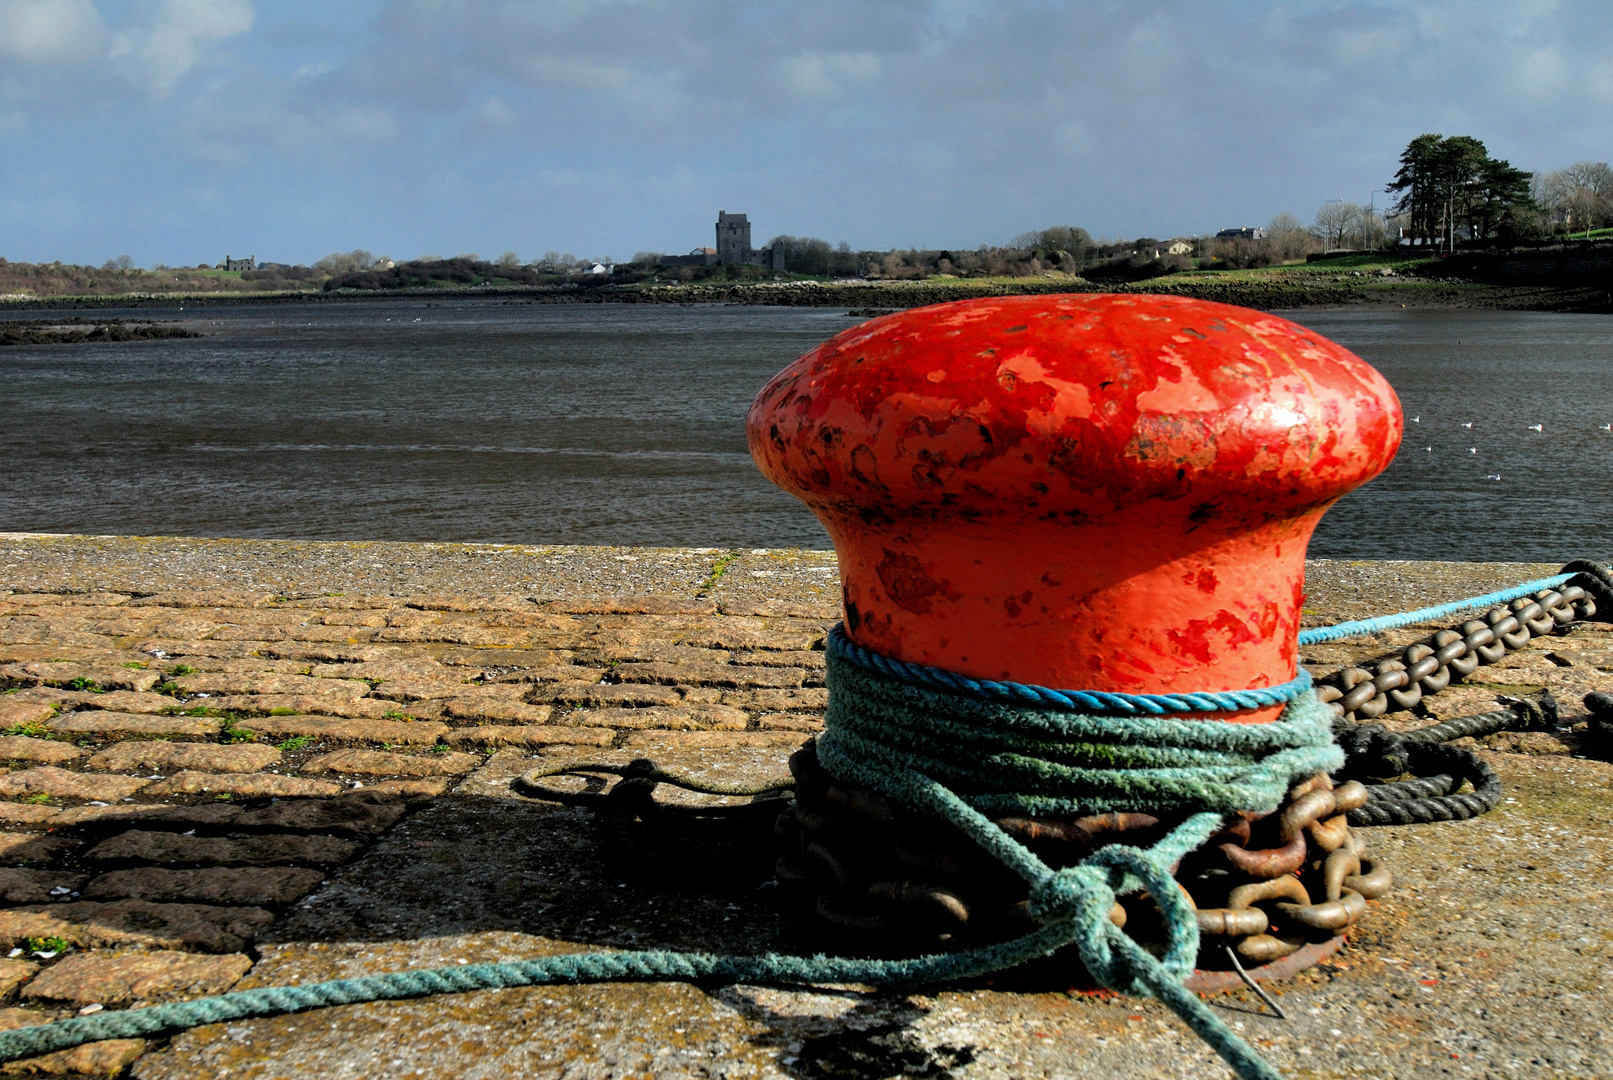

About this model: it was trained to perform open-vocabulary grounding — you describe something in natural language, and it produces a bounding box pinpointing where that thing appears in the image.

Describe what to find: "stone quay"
[0,532,1606,1078]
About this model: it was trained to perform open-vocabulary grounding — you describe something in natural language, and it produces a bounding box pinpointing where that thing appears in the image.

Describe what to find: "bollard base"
[1183,936,1345,993]
[777,740,1388,985]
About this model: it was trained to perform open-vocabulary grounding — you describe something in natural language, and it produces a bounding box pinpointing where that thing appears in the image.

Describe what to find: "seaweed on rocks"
[0,319,203,346]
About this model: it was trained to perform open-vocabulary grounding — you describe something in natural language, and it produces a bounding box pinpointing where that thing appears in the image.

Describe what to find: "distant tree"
[314,249,378,273]
[1203,237,1270,270]
[1387,134,1533,247]
[1312,201,1360,250]
[630,252,662,268]
[534,251,585,272]
[1012,226,1095,267]
[1534,162,1613,235]
[768,235,834,275]
[829,241,860,277]
[495,251,521,269]
[1352,207,1389,249]
[1266,213,1317,261]
[101,255,134,271]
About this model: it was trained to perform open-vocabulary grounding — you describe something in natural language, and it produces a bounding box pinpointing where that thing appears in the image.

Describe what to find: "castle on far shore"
[662,212,786,270]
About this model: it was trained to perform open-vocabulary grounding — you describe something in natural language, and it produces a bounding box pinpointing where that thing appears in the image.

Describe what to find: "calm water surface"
[2,300,1611,560]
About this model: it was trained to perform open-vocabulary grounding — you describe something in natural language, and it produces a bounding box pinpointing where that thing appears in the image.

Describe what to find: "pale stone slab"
[22,950,252,1006]
[0,806,59,826]
[233,716,447,746]
[47,713,219,738]
[0,901,274,953]
[140,772,341,799]
[302,750,479,778]
[86,742,281,774]
[0,739,81,766]
[0,768,147,802]
[442,725,613,750]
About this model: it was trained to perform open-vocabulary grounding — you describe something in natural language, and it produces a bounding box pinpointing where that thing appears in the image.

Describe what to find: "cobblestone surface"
[0,535,1605,1077]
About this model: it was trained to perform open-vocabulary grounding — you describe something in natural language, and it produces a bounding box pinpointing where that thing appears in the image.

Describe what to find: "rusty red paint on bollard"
[748,294,1401,723]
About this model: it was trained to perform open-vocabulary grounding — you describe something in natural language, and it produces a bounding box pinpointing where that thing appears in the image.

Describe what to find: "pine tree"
[1387,134,1534,247]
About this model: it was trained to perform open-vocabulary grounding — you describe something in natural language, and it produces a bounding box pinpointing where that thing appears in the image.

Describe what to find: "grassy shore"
[597,252,1609,312]
[4,252,1608,313]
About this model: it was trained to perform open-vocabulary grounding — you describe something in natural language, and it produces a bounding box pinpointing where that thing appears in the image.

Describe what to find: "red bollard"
[749,294,1401,723]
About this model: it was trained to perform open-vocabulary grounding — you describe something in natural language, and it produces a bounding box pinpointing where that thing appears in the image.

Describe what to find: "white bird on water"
[1602,424,1611,431]
[1468,448,1477,453]
[1486,474,1501,481]
[1411,415,1420,423]
[1529,424,1543,431]
[1461,422,1473,428]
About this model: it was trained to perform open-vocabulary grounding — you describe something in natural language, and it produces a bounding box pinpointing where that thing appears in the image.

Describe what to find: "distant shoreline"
[2,275,1609,314]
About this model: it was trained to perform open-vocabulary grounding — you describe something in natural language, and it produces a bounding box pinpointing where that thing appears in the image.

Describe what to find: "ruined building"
[663,212,786,270]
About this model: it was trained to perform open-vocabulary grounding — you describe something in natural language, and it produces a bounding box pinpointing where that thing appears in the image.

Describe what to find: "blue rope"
[829,626,1314,714]
[1296,572,1576,644]
[0,632,1344,1080]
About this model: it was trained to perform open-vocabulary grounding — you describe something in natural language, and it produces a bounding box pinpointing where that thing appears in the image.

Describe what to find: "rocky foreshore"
[0,533,1607,1077]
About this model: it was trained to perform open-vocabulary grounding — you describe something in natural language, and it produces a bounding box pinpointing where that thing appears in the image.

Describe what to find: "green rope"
[0,643,1339,1080]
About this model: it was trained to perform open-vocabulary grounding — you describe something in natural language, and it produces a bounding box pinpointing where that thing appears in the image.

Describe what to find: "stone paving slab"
[0,536,1605,1077]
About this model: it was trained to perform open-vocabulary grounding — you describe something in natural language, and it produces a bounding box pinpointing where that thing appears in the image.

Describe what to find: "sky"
[2,0,1610,268]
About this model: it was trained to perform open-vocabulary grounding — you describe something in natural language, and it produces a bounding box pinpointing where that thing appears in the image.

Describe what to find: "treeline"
[763,227,1190,281]
[322,255,653,291]
[0,251,653,299]
[0,258,324,298]
[759,225,1306,282]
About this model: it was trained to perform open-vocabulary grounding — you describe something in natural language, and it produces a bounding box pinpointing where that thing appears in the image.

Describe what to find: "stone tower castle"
[716,212,752,264]
[662,212,786,270]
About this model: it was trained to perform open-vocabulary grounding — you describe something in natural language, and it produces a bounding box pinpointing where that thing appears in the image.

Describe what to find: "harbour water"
[1,299,1610,561]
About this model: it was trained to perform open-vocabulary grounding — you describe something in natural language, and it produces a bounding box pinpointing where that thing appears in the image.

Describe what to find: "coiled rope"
[831,628,1314,715]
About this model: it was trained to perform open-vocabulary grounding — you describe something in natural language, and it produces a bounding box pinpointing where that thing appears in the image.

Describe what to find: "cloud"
[0,0,106,65]
[109,0,255,98]
[780,51,882,100]
[7,1,1613,265]
[474,97,516,128]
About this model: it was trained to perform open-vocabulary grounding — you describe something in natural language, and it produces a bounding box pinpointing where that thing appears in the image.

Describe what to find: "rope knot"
[1027,863,1141,993]
[1028,845,1204,993]
[1026,864,1113,927]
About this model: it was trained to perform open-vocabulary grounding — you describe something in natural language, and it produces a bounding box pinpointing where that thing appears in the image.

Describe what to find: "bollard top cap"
[749,294,1402,527]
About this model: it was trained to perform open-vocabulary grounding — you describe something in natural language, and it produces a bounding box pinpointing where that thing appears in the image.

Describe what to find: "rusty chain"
[1314,585,1592,722]
[777,743,1388,968]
